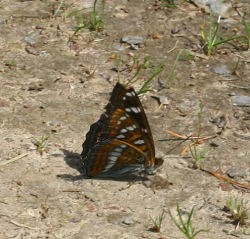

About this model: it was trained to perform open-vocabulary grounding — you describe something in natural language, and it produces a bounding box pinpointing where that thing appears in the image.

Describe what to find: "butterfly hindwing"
[81,83,156,177]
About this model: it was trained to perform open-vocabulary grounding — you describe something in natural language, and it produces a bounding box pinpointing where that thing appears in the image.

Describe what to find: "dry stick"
[62,190,82,193]
[9,220,39,230]
[0,153,28,167]
[181,141,197,156]
[167,40,179,54]
[201,168,250,191]
[180,137,214,156]
[166,130,188,139]
[166,130,250,191]
[166,130,216,155]
[166,130,216,140]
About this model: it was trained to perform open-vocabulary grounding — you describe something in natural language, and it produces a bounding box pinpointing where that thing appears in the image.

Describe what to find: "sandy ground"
[0,0,249,238]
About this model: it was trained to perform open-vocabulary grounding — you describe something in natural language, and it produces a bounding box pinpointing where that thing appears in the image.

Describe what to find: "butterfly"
[81,83,162,177]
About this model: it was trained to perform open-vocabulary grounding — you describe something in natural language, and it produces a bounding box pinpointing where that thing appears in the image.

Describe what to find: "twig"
[201,168,250,191]
[187,50,209,60]
[0,153,28,167]
[61,190,82,193]
[166,130,216,156]
[10,220,39,230]
[163,155,191,159]
[166,130,188,139]
[166,130,216,140]
[180,142,197,156]
[167,40,179,54]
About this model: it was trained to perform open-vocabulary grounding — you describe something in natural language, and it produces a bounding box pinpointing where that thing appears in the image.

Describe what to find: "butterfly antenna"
[164,135,192,154]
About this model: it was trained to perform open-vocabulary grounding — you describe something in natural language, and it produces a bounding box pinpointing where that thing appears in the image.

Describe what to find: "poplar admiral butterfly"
[81,83,161,177]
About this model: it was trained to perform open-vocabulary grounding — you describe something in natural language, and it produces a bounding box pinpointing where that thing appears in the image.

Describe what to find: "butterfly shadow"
[56,149,86,181]
[57,149,149,182]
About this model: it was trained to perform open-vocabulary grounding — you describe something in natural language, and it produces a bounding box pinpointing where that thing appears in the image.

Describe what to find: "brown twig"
[166,130,216,155]
[61,190,82,193]
[180,142,197,156]
[166,130,188,139]
[166,130,216,140]
[201,168,250,191]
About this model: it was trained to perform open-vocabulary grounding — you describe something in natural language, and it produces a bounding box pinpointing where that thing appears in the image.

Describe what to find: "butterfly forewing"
[81,83,156,177]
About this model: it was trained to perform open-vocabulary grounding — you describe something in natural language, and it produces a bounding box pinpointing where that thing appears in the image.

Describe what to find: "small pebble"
[210,116,226,129]
[210,141,219,147]
[211,64,231,77]
[171,28,180,34]
[194,0,231,17]
[226,166,246,179]
[49,120,65,127]
[24,36,36,46]
[231,95,250,106]
[121,36,144,45]
[122,216,134,225]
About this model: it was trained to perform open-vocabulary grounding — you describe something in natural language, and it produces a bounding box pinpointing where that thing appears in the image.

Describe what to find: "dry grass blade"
[166,129,187,139]
[166,130,216,156]
[10,220,39,230]
[166,130,216,140]
[0,153,28,167]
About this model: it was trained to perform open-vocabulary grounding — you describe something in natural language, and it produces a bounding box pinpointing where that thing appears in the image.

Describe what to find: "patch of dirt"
[0,0,249,238]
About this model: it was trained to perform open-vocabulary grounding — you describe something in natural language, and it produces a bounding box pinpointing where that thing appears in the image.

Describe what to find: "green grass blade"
[166,50,181,88]
[137,64,164,95]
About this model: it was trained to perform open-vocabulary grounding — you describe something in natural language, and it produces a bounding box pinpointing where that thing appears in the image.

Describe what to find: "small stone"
[142,181,152,188]
[158,96,170,105]
[121,36,144,45]
[122,216,134,225]
[210,141,219,147]
[210,116,226,129]
[113,44,125,51]
[70,217,81,223]
[49,120,65,127]
[130,44,139,50]
[211,64,231,77]
[113,5,129,19]
[193,0,231,17]
[171,28,180,34]
[25,45,39,55]
[24,36,36,46]
[231,95,250,106]
[226,166,246,179]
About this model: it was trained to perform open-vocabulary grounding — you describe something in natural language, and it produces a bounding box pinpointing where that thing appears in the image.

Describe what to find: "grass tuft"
[161,0,177,8]
[69,0,105,40]
[32,136,49,154]
[137,62,164,95]
[189,103,210,168]
[165,50,181,88]
[242,17,250,49]
[149,210,165,232]
[201,13,246,55]
[226,196,249,228]
[53,0,65,17]
[169,203,208,239]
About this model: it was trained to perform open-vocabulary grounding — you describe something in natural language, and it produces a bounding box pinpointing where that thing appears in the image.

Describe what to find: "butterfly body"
[81,83,159,177]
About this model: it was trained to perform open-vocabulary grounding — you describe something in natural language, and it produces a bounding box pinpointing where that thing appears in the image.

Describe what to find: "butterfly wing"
[81,83,156,177]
